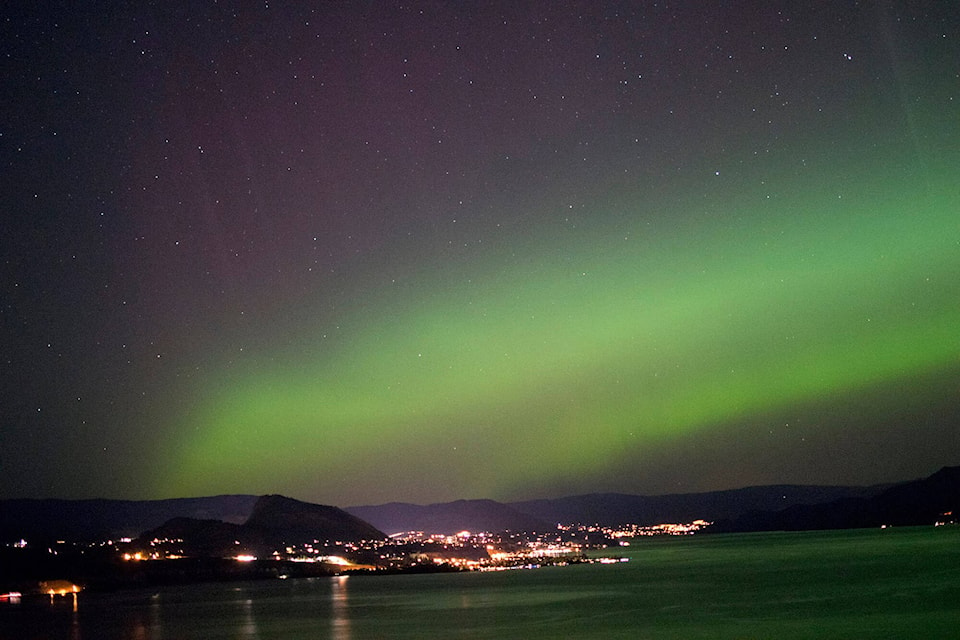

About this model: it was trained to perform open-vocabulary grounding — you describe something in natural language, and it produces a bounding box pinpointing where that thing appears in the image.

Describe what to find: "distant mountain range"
[710,465,960,532]
[507,484,884,531]
[2,466,958,543]
[343,484,898,535]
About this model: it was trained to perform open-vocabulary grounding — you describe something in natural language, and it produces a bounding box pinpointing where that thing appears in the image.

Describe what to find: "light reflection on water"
[69,593,80,640]
[238,594,257,640]
[2,528,960,639]
[331,575,350,640]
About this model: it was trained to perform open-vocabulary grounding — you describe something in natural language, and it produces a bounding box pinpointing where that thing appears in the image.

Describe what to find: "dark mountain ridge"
[3,467,954,544]
[711,465,960,532]
[0,495,258,543]
[345,484,887,534]
[509,484,887,527]
[345,499,548,535]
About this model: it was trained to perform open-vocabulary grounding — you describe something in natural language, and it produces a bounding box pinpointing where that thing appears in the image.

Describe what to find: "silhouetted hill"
[140,517,252,557]
[138,495,385,557]
[346,499,548,535]
[246,495,385,543]
[711,466,960,532]
[0,495,258,544]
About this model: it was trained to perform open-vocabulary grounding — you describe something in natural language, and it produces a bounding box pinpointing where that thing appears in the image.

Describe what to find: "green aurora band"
[159,162,959,502]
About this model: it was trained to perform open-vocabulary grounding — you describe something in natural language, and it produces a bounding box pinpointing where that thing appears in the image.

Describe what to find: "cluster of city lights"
[5,518,719,594]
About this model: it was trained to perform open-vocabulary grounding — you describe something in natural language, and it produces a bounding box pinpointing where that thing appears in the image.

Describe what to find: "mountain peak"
[247,495,385,542]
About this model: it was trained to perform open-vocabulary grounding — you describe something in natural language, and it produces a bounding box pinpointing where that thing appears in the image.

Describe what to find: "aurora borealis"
[2,2,959,505]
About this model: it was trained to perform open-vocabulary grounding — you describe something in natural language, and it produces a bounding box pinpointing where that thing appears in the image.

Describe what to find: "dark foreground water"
[3,526,959,639]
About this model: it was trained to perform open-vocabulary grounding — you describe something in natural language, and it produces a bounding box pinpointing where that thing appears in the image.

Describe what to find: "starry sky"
[2,1,959,506]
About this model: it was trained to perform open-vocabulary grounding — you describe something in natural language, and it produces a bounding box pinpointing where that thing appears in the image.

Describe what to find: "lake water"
[3,526,959,639]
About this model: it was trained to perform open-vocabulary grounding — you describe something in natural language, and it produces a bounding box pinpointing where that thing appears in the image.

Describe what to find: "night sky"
[2,2,959,506]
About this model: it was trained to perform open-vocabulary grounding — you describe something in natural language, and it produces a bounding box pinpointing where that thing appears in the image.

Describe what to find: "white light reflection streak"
[239,593,259,640]
[331,575,351,640]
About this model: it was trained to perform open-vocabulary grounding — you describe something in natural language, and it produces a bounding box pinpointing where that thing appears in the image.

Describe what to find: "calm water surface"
[2,527,959,639]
